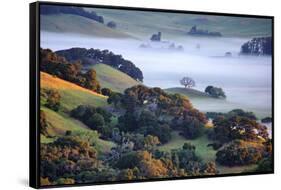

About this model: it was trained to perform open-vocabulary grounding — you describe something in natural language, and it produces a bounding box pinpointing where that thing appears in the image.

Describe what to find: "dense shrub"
[101,88,112,96]
[180,117,205,139]
[205,85,226,98]
[56,48,143,82]
[40,136,98,181]
[216,140,264,166]
[71,105,112,138]
[212,109,268,143]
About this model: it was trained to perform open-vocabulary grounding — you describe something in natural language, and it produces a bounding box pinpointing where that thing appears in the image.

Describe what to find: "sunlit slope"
[92,64,140,93]
[41,14,136,39]
[92,8,271,38]
[40,72,108,111]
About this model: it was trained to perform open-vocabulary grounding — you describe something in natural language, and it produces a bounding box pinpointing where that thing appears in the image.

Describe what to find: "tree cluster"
[205,86,226,98]
[41,48,101,93]
[216,140,265,166]
[207,109,272,167]
[107,85,207,142]
[71,105,112,139]
[40,5,104,23]
[56,48,144,82]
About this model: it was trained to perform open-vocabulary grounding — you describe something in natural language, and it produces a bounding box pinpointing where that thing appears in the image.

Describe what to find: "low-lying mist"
[41,31,272,117]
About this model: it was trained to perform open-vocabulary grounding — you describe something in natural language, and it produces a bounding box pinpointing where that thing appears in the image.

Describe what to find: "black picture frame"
[30,1,274,189]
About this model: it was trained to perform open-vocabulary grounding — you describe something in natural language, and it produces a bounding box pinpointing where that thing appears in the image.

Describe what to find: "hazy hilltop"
[40,4,272,40]
[91,8,272,38]
[41,14,136,39]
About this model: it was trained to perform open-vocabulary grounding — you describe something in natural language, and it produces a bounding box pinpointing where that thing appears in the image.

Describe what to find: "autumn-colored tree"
[45,89,61,111]
[40,177,52,186]
[84,69,101,93]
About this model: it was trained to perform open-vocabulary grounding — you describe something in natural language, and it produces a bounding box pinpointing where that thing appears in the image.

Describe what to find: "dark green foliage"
[101,88,112,96]
[118,112,138,132]
[227,109,257,120]
[241,37,272,55]
[188,25,222,37]
[145,124,172,144]
[180,117,205,139]
[41,49,101,93]
[107,21,117,29]
[115,85,207,143]
[255,156,273,172]
[261,117,272,123]
[183,142,196,151]
[206,112,224,119]
[115,152,140,169]
[107,92,122,107]
[41,5,104,23]
[71,105,112,138]
[118,110,172,143]
[216,140,264,166]
[56,48,143,82]
[205,85,226,98]
[65,130,72,136]
[45,89,61,111]
[87,113,105,130]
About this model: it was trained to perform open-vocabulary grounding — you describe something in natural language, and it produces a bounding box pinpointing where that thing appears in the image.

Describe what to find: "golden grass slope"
[40,72,108,111]
[41,72,105,98]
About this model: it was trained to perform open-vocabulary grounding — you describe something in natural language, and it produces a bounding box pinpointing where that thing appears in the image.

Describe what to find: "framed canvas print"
[29,1,274,188]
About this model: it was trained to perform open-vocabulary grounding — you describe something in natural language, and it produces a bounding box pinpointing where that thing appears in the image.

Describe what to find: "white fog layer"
[41,31,272,118]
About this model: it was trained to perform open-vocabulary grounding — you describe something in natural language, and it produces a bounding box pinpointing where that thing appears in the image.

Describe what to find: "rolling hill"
[91,64,140,93]
[91,8,272,38]
[165,87,213,99]
[40,72,108,112]
[165,87,270,119]
[40,72,115,152]
[41,14,136,39]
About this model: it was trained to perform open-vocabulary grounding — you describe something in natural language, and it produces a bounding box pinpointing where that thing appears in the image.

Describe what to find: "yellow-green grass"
[158,131,258,174]
[40,72,108,112]
[92,64,140,93]
[158,131,216,163]
[40,106,115,153]
[217,164,258,174]
[41,14,136,39]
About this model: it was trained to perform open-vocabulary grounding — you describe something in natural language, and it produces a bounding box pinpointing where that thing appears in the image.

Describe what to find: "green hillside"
[40,107,115,153]
[41,14,136,39]
[92,8,271,38]
[92,64,140,93]
[159,131,216,163]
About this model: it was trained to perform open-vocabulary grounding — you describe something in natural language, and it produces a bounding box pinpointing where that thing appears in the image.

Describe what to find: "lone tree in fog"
[180,77,195,88]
